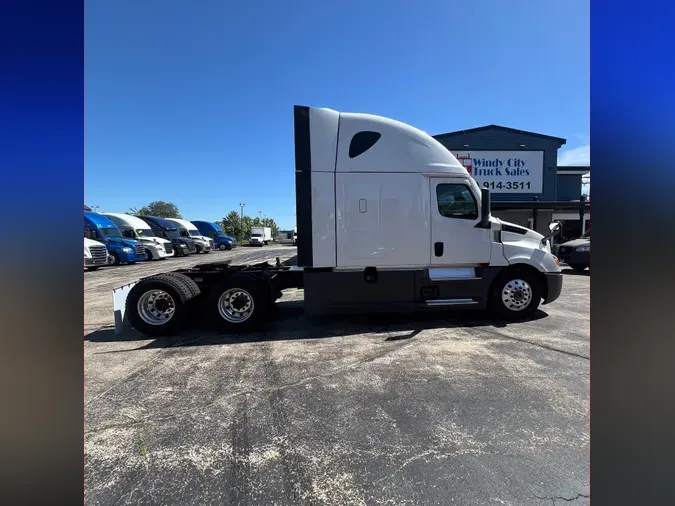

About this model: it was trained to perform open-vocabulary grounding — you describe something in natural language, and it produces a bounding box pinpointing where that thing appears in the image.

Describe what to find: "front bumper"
[85,257,107,267]
[543,273,563,304]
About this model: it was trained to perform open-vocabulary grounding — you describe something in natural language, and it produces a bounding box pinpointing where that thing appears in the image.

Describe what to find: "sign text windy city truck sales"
[453,150,544,194]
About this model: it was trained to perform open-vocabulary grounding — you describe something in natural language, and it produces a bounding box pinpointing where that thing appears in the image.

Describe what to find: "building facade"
[433,125,589,242]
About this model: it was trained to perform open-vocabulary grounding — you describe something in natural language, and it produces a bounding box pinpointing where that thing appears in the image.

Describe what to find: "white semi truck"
[249,226,272,246]
[114,105,563,337]
[103,213,175,260]
[166,218,213,254]
[84,237,108,271]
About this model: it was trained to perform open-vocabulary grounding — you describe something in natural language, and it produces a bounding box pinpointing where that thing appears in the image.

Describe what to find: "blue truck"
[191,220,237,251]
[135,215,197,257]
[84,211,147,265]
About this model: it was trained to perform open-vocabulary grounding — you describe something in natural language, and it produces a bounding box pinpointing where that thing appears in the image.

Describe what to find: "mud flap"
[113,281,138,335]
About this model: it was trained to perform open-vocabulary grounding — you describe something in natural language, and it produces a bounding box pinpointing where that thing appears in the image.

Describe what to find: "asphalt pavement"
[85,248,589,506]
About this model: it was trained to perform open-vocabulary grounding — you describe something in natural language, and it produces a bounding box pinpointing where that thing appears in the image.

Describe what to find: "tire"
[204,250,210,254]
[126,274,196,337]
[490,267,542,320]
[226,243,232,251]
[86,266,100,271]
[145,249,154,261]
[160,272,202,299]
[207,274,272,333]
[569,264,587,272]
[219,244,227,251]
[195,245,202,254]
[109,253,120,266]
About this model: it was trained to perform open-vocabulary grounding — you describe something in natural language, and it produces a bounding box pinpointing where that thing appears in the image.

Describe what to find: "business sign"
[451,150,544,194]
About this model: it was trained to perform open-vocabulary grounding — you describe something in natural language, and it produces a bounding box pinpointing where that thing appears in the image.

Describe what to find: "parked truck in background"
[104,213,175,260]
[84,211,147,266]
[135,215,196,257]
[166,218,212,254]
[114,105,563,338]
[249,226,272,246]
[191,220,237,250]
[84,237,108,271]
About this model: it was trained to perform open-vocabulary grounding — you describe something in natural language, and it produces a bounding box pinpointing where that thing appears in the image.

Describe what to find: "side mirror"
[542,220,563,245]
[476,188,491,229]
[548,220,562,235]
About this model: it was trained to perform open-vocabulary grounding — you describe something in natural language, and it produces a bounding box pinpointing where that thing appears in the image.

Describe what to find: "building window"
[436,184,478,220]
[349,131,381,158]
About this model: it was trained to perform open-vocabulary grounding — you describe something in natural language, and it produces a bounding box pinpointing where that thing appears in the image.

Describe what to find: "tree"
[241,216,253,240]
[129,201,182,218]
[221,211,242,239]
[221,210,279,242]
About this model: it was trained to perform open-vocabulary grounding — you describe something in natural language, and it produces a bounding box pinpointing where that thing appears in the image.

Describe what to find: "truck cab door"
[430,178,492,266]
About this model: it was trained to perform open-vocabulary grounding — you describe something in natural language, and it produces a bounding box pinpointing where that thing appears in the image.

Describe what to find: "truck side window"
[436,184,478,220]
[349,131,381,158]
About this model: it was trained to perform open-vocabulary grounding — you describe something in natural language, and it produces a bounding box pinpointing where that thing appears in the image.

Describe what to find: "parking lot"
[85,246,589,505]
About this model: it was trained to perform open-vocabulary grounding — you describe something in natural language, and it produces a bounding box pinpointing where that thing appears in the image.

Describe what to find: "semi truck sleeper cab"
[191,220,237,250]
[135,215,197,257]
[114,105,563,338]
[84,211,147,266]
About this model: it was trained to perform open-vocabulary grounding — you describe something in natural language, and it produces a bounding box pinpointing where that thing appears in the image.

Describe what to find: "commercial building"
[434,125,589,243]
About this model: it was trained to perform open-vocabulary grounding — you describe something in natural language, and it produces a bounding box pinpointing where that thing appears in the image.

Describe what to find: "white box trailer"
[114,105,563,337]
[249,226,272,246]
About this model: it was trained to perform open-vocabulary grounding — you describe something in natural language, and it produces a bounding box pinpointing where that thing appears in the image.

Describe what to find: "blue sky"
[85,0,589,229]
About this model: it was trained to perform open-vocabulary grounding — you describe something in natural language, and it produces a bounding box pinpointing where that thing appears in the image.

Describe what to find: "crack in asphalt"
[533,492,590,503]
[465,326,589,360]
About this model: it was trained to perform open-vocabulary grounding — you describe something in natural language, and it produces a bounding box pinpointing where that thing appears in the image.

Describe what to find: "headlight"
[122,247,133,253]
[180,243,188,248]
[576,245,590,252]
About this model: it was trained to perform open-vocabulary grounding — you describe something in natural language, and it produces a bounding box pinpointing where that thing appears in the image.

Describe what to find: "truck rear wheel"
[490,267,542,320]
[125,274,197,337]
[207,274,271,332]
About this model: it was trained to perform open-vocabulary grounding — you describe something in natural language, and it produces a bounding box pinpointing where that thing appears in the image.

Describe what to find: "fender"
[503,241,561,273]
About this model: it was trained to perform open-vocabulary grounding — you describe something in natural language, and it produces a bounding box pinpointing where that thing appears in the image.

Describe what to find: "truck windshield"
[189,230,201,237]
[164,229,180,239]
[136,229,155,237]
[101,227,121,238]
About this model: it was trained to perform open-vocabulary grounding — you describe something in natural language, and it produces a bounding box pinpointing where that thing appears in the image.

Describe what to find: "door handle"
[434,242,444,257]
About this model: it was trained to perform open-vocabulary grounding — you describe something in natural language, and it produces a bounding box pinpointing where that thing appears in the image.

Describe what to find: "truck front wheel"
[108,253,120,266]
[208,274,271,333]
[490,268,542,320]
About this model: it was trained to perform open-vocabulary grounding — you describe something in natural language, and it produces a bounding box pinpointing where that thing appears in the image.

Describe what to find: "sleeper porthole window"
[349,131,381,158]
[436,184,478,220]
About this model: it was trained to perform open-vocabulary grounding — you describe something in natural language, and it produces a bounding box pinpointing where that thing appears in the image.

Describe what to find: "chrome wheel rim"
[218,288,254,323]
[219,244,227,250]
[501,279,532,312]
[137,289,176,325]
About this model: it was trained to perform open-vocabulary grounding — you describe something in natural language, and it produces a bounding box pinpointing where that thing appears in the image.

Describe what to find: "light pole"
[239,203,245,243]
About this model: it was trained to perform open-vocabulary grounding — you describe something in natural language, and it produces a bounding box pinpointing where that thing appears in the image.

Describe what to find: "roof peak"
[433,124,566,144]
